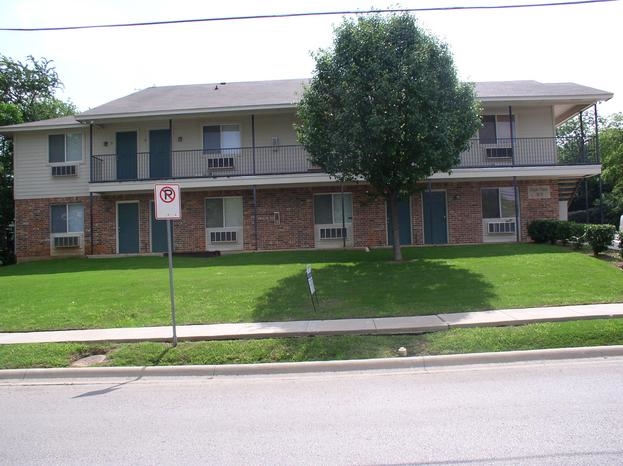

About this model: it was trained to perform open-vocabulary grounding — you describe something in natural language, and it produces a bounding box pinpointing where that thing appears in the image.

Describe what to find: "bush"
[528,219,557,243]
[584,224,616,256]
[527,219,584,244]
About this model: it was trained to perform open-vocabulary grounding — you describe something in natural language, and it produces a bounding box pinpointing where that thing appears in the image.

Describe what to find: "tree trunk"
[389,193,403,261]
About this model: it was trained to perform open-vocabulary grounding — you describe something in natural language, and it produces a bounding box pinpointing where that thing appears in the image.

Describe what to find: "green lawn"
[1,318,622,370]
[1,243,622,332]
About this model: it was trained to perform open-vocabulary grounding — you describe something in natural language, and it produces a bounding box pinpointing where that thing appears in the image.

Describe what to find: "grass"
[1,243,622,332]
[1,318,622,370]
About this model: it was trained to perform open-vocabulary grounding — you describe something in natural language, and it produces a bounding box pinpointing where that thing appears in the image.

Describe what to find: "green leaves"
[297,13,481,196]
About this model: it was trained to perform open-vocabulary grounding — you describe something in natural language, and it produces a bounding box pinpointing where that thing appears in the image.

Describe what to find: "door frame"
[421,190,449,245]
[116,201,140,254]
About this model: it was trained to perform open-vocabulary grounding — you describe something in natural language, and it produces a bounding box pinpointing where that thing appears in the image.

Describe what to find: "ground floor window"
[50,203,84,250]
[205,196,243,250]
[481,187,517,236]
[314,193,353,246]
[51,204,84,233]
[314,193,352,226]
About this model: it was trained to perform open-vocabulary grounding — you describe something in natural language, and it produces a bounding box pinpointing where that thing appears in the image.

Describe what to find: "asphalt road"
[2,358,623,465]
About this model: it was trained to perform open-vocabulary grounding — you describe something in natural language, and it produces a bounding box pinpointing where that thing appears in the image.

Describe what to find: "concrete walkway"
[1,303,622,345]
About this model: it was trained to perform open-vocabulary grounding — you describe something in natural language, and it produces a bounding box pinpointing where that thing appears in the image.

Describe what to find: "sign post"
[154,184,181,347]
[306,265,319,312]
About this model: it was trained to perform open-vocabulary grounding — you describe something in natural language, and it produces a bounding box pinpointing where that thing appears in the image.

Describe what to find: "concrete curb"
[2,345,623,382]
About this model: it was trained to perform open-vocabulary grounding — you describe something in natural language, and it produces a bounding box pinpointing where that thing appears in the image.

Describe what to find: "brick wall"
[15,179,562,261]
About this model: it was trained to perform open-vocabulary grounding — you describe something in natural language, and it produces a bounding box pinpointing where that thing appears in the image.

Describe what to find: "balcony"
[90,137,599,183]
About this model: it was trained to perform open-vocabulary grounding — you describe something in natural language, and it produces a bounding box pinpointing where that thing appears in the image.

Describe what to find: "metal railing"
[90,138,599,183]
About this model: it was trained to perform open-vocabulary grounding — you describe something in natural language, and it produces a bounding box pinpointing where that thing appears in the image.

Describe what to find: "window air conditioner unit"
[319,227,347,239]
[206,157,234,169]
[487,221,516,234]
[486,147,513,158]
[51,165,77,176]
[210,231,237,243]
[54,235,80,248]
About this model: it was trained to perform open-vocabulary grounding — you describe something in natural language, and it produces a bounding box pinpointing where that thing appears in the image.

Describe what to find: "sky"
[1,0,621,117]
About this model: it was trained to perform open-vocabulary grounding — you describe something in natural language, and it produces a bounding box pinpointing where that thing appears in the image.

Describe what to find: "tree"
[559,112,623,226]
[296,14,481,261]
[0,55,76,263]
[599,113,623,226]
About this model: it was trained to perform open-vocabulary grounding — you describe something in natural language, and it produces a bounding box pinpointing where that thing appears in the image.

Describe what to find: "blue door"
[423,191,448,244]
[118,202,139,254]
[149,129,171,179]
[387,198,412,245]
[150,201,168,253]
[116,131,137,180]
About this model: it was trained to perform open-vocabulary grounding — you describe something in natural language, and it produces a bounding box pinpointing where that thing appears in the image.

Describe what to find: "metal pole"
[167,219,177,347]
[253,185,258,250]
[508,106,515,166]
[426,180,433,244]
[579,111,585,162]
[341,183,346,248]
[513,176,520,242]
[584,178,590,223]
[594,104,604,224]
[89,123,94,255]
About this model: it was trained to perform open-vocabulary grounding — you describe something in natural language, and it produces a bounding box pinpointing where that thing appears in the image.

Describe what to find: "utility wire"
[0,0,617,32]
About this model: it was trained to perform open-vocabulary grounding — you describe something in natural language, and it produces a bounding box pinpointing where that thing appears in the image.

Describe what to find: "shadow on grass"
[0,243,570,277]
[252,258,497,321]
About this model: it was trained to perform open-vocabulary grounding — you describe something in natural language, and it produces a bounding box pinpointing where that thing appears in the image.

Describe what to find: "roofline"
[77,103,297,122]
[481,93,613,104]
[0,121,85,135]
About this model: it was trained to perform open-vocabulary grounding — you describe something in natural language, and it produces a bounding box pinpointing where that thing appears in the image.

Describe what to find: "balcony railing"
[90,138,599,183]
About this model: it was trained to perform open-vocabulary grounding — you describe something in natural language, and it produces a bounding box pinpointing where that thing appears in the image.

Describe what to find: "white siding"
[14,131,90,200]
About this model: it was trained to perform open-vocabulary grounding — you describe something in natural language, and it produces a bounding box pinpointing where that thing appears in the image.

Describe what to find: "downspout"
[509,106,520,242]
[427,179,433,244]
[251,115,258,250]
[341,183,346,248]
[594,104,604,224]
[580,111,589,223]
[169,119,173,180]
[89,123,94,255]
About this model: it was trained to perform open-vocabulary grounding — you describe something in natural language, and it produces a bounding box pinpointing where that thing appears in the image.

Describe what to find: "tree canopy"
[0,55,76,263]
[296,13,481,260]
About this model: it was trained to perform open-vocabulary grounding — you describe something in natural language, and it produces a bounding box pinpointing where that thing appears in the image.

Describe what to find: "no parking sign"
[154,184,181,220]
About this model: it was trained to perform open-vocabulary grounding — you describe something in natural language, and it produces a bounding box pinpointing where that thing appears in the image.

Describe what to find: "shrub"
[528,219,556,243]
[584,224,616,256]
[527,219,584,245]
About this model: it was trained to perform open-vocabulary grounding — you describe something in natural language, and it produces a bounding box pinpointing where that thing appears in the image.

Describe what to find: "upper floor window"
[51,204,84,233]
[479,115,516,144]
[314,193,353,225]
[203,124,240,154]
[49,133,82,163]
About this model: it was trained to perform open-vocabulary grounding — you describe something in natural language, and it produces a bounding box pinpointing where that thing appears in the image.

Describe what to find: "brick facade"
[15,179,562,261]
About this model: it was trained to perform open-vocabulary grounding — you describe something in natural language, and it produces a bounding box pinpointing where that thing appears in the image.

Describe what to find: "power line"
[0,0,617,32]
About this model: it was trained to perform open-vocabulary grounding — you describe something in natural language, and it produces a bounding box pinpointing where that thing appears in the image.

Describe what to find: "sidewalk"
[1,303,622,345]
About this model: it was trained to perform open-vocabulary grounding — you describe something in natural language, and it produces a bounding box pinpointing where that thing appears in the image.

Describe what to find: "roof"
[0,79,613,132]
[0,115,83,134]
[78,79,309,120]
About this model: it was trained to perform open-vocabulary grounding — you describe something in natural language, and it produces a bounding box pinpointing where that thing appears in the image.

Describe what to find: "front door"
[387,197,412,245]
[116,131,138,180]
[149,129,171,179]
[117,202,139,254]
[150,201,168,253]
[423,191,448,244]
